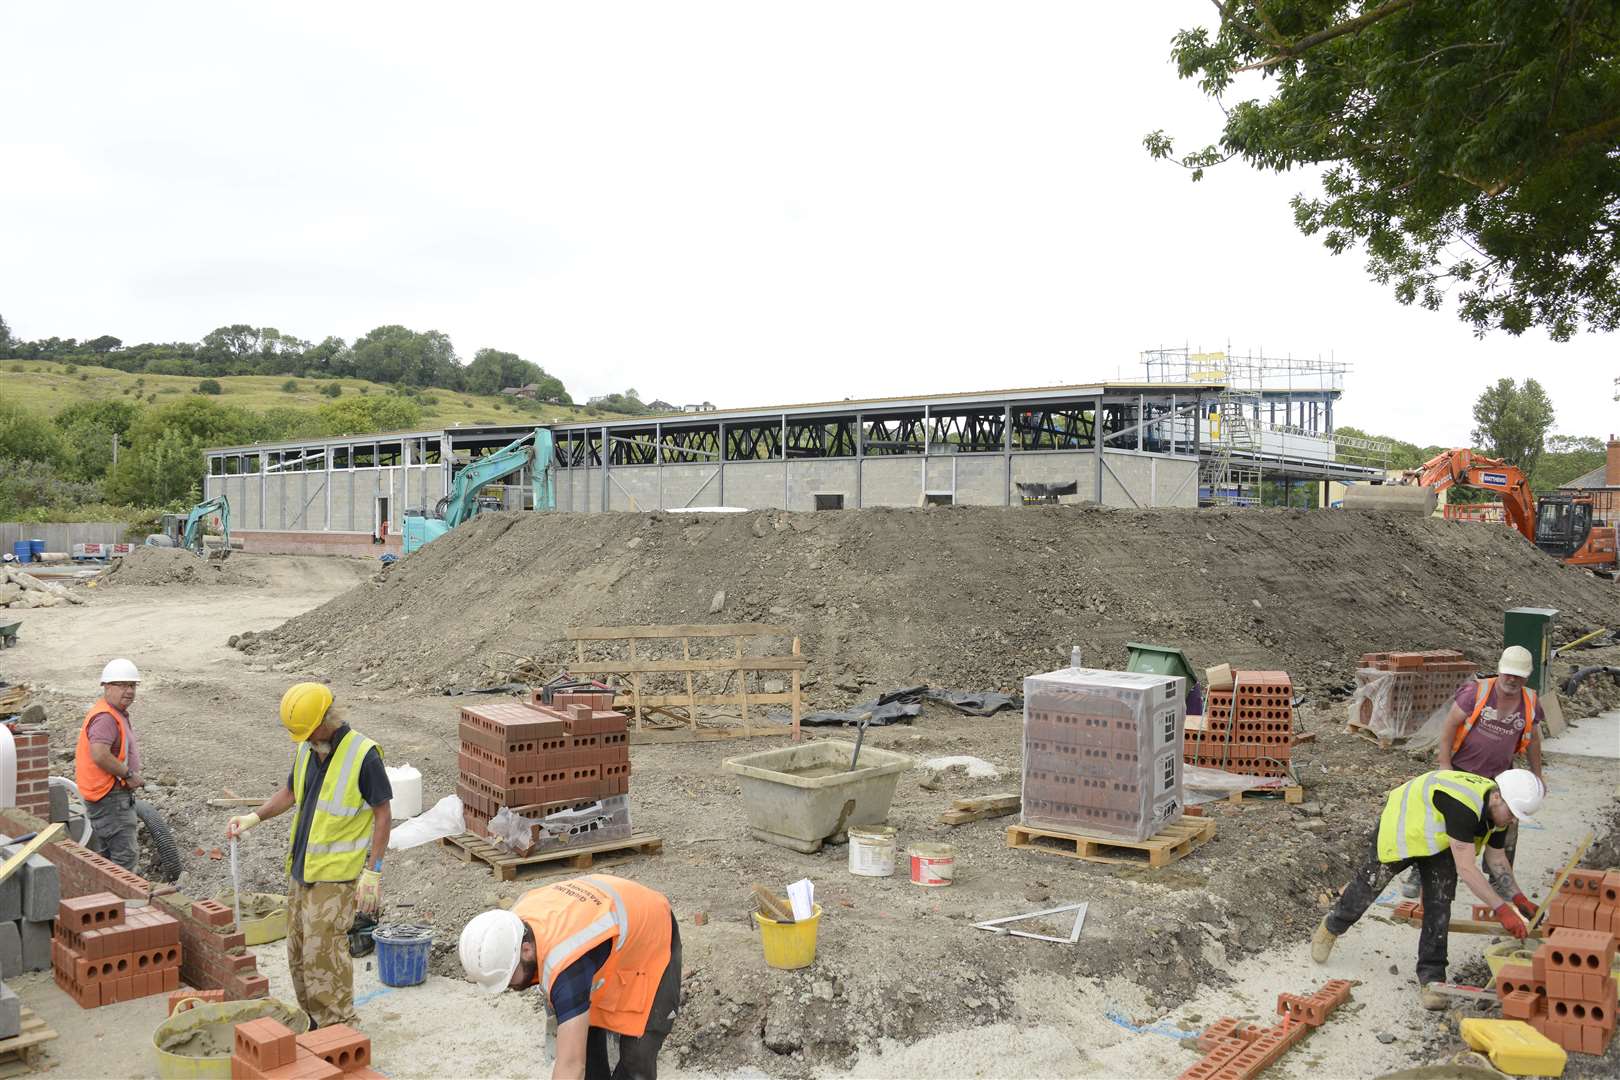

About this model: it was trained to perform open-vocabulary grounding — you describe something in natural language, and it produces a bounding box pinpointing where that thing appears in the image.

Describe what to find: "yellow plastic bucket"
[152,997,309,1079]
[754,904,822,970]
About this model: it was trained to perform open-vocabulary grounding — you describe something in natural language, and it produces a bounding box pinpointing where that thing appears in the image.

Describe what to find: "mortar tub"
[723,740,913,853]
[152,997,309,1079]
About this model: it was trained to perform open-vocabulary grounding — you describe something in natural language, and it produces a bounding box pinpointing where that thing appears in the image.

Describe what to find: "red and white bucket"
[908,842,955,887]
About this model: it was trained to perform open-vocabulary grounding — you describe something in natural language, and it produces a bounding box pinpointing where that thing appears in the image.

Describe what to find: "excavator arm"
[441,434,537,527]
[181,496,231,558]
[1410,450,1537,542]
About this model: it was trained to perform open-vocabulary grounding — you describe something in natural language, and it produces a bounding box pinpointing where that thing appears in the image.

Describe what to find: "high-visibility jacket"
[1451,678,1538,755]
[75,699,130,802]
[287,729,381,883]
[1377,770,1501,863]
[513,875,673,1038]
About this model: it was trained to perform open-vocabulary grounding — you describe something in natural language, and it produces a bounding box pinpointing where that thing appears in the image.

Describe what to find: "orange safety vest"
[75,699,130,802]
[512,875,673,1038]
[1452,677,1538,755]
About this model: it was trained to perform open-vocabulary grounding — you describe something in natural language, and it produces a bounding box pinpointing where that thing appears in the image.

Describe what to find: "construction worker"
[459,875,681,1080]
[1400,645,1544,898]
[223,684,392,1028]
[1312,768,1545,1010]
[75,658,145,871]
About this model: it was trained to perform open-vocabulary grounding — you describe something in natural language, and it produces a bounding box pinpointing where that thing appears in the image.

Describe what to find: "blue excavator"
[146,496,232,558]
[403,429,555,553]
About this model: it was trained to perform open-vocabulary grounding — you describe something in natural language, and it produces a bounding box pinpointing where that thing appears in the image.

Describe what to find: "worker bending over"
[1313,768,1544,1010]
[225,684,391,1028]
[1402,645,1544,899]
[75,659,147,871]
[460,875,681,1080]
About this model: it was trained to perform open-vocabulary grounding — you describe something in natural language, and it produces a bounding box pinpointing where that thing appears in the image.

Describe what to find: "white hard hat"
[1498,646,1534,679]
[1496,769,1545,820]
[99,658,141,685]
[459,909,526,994]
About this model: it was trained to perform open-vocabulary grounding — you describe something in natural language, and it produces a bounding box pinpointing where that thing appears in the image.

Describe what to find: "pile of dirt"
[97,547,265,589]
[255,505,1617,702]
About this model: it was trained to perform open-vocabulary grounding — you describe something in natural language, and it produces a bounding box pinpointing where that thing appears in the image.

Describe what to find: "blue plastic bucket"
[372,923,433,987]
[11,542,30,564]
[27,540,44,560]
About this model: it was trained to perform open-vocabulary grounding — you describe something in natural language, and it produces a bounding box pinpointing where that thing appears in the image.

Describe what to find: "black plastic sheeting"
[801,685,1019,727]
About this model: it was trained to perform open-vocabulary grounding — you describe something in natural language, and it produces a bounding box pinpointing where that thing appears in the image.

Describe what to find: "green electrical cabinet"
[1503,607,1559,693]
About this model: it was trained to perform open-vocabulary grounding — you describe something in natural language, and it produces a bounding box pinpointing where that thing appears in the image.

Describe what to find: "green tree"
[0,401,64,464]
[197,379,223,395]
[1148,2,1620,339]
[281,379,299,393]
[350,326,462,389]
[314,395,423,436]
[85,335,121,354]
[53,400,140,482]
[320,382,342,398]
[105,398,263,506]
[1532,434,1607,493]
[464,347,570,400]
[0,313,12,353]
[1472,378,1555,479]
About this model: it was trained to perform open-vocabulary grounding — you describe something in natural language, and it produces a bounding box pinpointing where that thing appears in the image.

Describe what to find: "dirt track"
[3,512,1618,1077]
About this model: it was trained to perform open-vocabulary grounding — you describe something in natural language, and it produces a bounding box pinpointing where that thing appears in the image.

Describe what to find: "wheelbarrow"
[0,621,18,649]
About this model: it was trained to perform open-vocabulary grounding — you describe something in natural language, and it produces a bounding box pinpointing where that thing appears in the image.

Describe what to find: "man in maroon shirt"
[1401,645,1544,898]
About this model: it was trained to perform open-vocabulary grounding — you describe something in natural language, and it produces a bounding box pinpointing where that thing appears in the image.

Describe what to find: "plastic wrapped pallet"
[1021,667,1185,842]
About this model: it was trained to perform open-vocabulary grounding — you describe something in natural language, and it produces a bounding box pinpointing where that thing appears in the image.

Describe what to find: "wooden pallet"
[1216,784,1304,806]
[0,1008,57,1072]
[441,831,663,881]
[1006,818,1217,868]
[939,793,1020,826]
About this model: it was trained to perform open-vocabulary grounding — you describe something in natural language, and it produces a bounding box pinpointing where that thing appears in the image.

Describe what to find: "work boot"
[1310,920,1337,964]
[1419,984,1449,1011]
[1400,870,1420,900]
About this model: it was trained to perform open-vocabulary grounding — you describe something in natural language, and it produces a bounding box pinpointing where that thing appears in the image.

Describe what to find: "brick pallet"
[439,830,665,882]
[1183,671,1295,780]
[1006,817,1215,868]
[1348,650,1478,744]
[50,892,182,1008]
[455,693,631,839]
[1494,869,1620,1056]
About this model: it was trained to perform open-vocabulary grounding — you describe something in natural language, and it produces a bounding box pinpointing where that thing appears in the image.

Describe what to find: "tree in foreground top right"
[1144,1,1620,340]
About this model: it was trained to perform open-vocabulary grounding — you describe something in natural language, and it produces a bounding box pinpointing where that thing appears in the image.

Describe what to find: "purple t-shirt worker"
[1440,646,1545,783]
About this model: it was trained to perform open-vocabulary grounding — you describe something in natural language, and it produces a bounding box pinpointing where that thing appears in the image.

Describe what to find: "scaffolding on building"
[1200,389,1262,507]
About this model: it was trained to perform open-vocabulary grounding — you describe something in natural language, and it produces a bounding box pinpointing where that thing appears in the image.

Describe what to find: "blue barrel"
[27,540,44,560]
[11,542,30,564]
[373,924,433,987]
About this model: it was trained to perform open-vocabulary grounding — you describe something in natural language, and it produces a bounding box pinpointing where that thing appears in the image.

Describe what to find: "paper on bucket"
[787,879,814,921]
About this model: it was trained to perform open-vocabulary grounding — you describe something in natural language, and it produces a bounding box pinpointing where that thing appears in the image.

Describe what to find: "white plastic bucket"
[909,842,955,887]
[385,764,423,820]
[848,826,896,877]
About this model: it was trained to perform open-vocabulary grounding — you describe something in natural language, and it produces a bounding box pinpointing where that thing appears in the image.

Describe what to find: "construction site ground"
[2,508,1618,1078]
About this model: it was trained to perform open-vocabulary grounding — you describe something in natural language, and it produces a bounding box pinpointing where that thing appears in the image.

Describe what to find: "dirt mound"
[97,546,265,588]
[255,506,1617,701]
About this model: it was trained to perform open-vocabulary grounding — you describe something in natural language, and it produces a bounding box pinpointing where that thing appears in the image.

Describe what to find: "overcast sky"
[2,3,1614,447]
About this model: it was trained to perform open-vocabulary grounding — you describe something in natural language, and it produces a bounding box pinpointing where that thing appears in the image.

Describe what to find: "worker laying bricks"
[1401,645,1545,900]
[224,683,392,1028]
[75,658,147,871]
[460,875,681,1080]
[1313,768,1545,1011]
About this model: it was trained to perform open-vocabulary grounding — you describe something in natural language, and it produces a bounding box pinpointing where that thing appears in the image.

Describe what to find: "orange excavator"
[1408,449,1619,573]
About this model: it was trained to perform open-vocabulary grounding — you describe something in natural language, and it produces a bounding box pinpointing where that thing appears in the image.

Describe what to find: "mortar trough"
[724,739,912,853]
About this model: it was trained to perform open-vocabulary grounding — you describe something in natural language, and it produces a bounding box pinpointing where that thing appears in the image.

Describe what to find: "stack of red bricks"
[1352,650,1478,739]
[50,892,181,1008]
[1183,671,1294,779]
[11,727,50,820]
[1493,870,1620,1056]
[232,1018,384,1079]
[455,691,630,838]
[1178,980,1352,1080]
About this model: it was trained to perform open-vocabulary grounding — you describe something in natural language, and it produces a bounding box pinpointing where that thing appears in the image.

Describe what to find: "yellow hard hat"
[280,682,334,742]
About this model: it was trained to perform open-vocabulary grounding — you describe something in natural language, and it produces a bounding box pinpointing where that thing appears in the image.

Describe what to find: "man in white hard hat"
[74,658,146,870]
[460,874,682,1080]
[1400,645,1545,899]
[1312,767,1545,1011]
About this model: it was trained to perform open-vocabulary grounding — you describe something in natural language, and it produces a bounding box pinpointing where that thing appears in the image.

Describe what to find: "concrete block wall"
[718,461,786,510]
[786,460,859,510]
[859,458,924,507]
[0,808,268,1000]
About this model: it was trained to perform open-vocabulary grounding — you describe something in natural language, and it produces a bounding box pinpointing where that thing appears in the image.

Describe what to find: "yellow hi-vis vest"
[288,729,381,883]
[1376,770,1499,863]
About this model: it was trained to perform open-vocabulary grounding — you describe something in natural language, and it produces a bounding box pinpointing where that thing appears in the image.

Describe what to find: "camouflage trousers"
[287,880,358,1028]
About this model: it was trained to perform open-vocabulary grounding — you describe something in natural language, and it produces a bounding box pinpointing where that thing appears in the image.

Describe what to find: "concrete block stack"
[1350,650,1478,741]
[1492,870,1620,1055]
[0,830,61,1035]
[1183,671,1295,780]
[50,891,182,1009]
[231,1017,385,1079]
[455,695,631,840]
[1021,667,1185,843]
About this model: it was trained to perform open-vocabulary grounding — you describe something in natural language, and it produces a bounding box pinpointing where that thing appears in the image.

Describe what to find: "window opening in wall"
[374,496,391,539]
[352,444,376,469]
[209,456,224,476]
[419,441,442,465]
[224,456,240,476]
[332,445,350,469]
[243,454,261,475]
[377,442,401,467]
[924,492,954,506]
[813,493,845,511]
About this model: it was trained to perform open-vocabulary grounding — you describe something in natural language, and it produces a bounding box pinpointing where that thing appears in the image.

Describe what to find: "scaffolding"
[1201,389,1262,507]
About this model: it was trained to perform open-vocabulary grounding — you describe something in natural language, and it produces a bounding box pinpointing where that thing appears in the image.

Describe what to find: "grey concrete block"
[19,919,50,973]
[0,982,17,1040]
[0,922,19,980]
[2,844,59,922]
[48,781,69,823]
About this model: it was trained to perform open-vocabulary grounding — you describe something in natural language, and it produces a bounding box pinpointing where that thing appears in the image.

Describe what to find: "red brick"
[58,893,125,932]
[235,973,270,999]
[1546,928,1617,974]
[1503,989,1540,1020]
[235,1018,297,1071]
[192,899,234,927]
[295,1025,371,1071]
